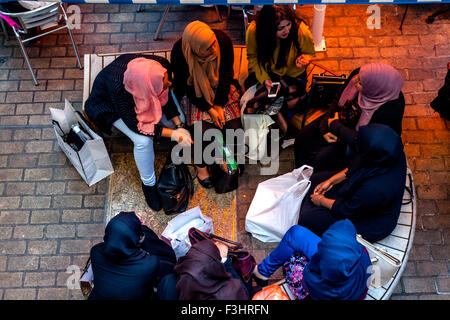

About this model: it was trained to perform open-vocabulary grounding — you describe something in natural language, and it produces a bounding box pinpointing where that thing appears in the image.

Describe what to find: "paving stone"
[46,225,76,238]
[35,182,66,195]
[0,272,23,288]
[76,223,103,238]
[27,240,58,255]
[6,182,35,196]
[13,225,45,239]
[83,195,105,208]
[30,210,61,224]
[8,155,39,168]
[21,196,51,209]
[24,272,56,287]
[0,226,12,240]
[61,209,92,223]
[403,277,437,293]
[39,256,71,271]
[7,256,40,271]
[0,197,21,210]
[37,288,70,300]
[3,288,36,300]
[59,239,91,254]
[0,241,27,254]
[416,261,449,277]
[53,195,83,209]
[24,168,53,181]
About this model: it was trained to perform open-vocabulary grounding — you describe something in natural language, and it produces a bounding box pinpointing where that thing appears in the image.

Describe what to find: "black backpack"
[156,155,195,215]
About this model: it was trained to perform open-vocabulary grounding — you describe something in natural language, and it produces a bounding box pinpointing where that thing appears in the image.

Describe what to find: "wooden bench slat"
[103,55,116,69]
[376,235,408,252]
[82,54,91,111]
[367,286,387,300]
[390,224,411,239]
[400,202,413,213]
[397,212,412,226]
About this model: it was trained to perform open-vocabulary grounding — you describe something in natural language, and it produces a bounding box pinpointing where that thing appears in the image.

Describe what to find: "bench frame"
[82,49,416,301]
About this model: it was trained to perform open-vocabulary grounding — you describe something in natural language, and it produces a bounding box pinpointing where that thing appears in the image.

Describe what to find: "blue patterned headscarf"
[303,219,372,300]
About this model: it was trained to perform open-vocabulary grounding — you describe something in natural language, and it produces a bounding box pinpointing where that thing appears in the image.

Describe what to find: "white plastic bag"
[161,207,214,259]
[245,165,313,242]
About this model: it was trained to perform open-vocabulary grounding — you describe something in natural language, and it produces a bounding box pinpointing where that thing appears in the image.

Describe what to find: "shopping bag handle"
[190,228,243,250]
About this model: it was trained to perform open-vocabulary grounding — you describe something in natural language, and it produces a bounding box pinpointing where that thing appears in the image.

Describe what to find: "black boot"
[142,183,162,211]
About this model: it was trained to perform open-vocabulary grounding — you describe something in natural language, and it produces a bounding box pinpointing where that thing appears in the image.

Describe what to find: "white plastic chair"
[0,2,82,85]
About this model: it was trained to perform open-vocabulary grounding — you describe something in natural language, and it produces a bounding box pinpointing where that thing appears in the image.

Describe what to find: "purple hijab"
[338,63,404,131]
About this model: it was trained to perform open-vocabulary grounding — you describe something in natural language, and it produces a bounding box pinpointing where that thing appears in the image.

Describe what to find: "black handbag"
[211,160,241,194]
[156,155,195,215]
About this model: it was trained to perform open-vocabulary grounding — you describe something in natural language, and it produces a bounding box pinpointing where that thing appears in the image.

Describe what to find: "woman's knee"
[285,225,312,243]
[133,135,153,151]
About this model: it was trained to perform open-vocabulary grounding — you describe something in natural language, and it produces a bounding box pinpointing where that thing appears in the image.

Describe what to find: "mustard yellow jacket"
[246,20,316,84]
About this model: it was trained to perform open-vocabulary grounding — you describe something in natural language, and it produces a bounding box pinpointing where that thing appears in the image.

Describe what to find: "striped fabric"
[13,0,447,5]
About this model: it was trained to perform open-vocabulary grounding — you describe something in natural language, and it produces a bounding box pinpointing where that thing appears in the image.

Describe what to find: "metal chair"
[0,2,82,85]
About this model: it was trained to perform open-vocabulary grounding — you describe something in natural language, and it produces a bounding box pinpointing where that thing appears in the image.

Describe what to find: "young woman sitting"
[245,5,315,124]
[171,21,243,189]
[84,54,192,211]
[88,211,178,300]
[173,240,252,300]
[297,123,407,243]
[253,219,372,300]
[294,62,405,172]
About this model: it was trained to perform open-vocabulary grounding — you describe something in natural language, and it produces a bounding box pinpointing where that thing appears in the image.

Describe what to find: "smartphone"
[268,82,280,98]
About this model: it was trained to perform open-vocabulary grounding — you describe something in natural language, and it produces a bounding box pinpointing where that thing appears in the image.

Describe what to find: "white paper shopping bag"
[50,99,114,187]
[245,165,313,242]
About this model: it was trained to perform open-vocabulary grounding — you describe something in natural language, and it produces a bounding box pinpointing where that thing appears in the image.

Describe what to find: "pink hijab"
[123,58,169,135]
[338,63,404,131]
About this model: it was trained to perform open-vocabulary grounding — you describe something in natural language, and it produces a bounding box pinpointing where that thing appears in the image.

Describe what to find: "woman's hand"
[170,128,193,147]
[214,241,228,261]
[328,112,339,127]
[208,107,224,129]
[213,105,225,128]
[296,54,314,68]
[314,179,333,195]
[264,79,273,93]
[310,193,325,207]
[323,132,338,144]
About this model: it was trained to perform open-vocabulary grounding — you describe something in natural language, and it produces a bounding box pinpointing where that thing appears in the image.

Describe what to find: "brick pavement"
[0,4,449,300]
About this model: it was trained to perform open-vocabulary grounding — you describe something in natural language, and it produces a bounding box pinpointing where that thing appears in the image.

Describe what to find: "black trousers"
[293,115,348,172]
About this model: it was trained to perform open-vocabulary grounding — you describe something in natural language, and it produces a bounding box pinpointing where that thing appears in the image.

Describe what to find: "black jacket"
[171,29,234,112]
[84,54,180,137]
[89,212,176,301]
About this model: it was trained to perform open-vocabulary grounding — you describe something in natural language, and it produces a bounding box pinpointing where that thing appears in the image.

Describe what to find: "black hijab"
[341,123,404,196]
[103,211,147,262]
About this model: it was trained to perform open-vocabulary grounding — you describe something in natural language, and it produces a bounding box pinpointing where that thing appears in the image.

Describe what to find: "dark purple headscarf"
[338,63,404,131]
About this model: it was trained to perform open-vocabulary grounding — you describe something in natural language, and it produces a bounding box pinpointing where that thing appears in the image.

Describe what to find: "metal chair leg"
[215,5,222,22]
[1,18,9,41]
[154,5,171,41]
[66,25,82,69]
[16,34,38,85]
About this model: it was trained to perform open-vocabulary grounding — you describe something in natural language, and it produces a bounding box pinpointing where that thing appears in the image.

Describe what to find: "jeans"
[257,225,321,278]
[112,114,175,186]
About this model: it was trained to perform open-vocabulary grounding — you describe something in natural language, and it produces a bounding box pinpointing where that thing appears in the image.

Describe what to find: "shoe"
[253,265,269,287]
[142,183,162,211]
[197,176,214,189]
